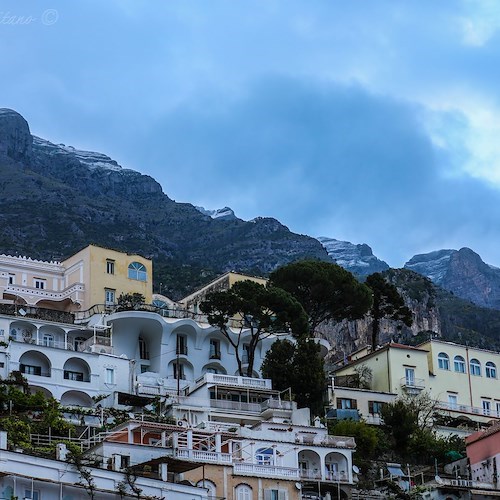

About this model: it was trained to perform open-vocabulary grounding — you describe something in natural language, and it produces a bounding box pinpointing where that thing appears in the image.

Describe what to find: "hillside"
[0,109,329,298]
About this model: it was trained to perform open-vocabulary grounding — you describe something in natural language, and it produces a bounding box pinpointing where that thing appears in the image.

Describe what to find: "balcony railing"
[436,401,500,418]
[200,372,273,389]
[400,377,425,390]
[210,399,262,413]
[0,303,75,324]
[173,449,232,464]
[233,462,300,479]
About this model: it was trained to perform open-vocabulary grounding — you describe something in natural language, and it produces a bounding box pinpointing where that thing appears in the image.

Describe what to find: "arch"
[325,451,350,481]
[63,357,91,382]
[438,352,450,370]
[9,320,36,343]
[60,390,94,407]
[470,358,481,376]
[3,293,27,305]
[233,369,260,378]
[196,479,217,498]
[298,449,322,479]
[19,350,51,377]
[202,362,227,375]
[39,324,65,347]
[235,484,252,500]
[454,355,466,373]
[35,298,74,312]
[486,362,497,379]
[168,358,194,382]
[28,385,53,399]
[128,261,147,281]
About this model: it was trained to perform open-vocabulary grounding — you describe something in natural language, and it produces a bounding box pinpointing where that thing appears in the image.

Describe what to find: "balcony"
[260,398,296,411]
[436,401,500,418]
[209,350,221,360]
[5,282,84,303]
[400,377,425,392]
[173,449,232,464]
[233,462,300,479]
[0,303,75,324]
[176,345,188,355]
[200,372,273,389]
[210,399,262,413]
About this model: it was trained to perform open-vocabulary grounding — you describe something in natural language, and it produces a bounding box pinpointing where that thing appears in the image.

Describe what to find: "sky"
[1,0,500,267]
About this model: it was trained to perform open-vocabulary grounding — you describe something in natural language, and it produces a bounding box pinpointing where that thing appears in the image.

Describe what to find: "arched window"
[438,352,450,370]
[235,484,252,500]
[486,362,497,379]
[196,480,216,499]
[128,262,147,281]
[470,358,481,376]
[454,355,466,373]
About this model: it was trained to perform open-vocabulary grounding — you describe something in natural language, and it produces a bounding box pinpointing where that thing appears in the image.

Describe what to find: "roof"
[466,421,500,445]
[418,338,500,357]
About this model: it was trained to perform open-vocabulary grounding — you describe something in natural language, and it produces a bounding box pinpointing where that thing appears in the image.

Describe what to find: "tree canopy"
[365,273,413,349]
[261,338,325,415]
[200,280,309,376]
[269,260,373,332]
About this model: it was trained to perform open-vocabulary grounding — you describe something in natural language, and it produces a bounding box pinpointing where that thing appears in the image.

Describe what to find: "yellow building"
[334,340,500,426]
[0,245,152,312]
[63,244,153,310]
[180,271,268,314]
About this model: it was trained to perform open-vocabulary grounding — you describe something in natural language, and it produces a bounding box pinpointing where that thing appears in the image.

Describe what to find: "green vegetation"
[200,280,309,376]
[269,260,372,332]
[261,338,326,415]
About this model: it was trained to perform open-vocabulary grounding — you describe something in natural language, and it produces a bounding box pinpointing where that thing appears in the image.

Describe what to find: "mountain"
[405,247,500,310]
[317,236,389,278]
[194,206,238,221]
[320,268,500,362]
[0,108,330,299]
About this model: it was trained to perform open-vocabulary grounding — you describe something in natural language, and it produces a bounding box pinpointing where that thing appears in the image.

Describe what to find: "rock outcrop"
[405,247,500,310]
[317,236,389,278]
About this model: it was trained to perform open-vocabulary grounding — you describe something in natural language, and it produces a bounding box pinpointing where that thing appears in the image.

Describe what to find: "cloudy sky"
[1,0,500,267]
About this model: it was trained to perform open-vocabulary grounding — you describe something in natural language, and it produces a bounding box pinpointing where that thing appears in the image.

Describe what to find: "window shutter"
[337,399,343,409]
[264,490,272,500]
[278,490,287,500]
[368,401,374,414]
[351,399,357,409]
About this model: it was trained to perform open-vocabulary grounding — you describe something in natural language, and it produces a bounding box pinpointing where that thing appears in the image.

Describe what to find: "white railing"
[260,399,296,411]
[400,377,425,389]
[233,462,300,479]
[436,401,500,418]
[173,449,232,463]
[202,372,272,389]
[295,434,356,448]
[197,421,240,432]
[210,399,262,413]
[6,282,84,301]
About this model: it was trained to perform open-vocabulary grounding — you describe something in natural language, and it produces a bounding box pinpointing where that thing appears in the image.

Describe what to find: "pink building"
[466,422,500,486]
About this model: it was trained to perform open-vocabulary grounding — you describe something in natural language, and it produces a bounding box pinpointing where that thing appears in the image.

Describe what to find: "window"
[405,367,415,386]
[196,480,217,498]
[235,484,252,500]
[438,352,450,370]
[337,398,357,410]
[496,401,500,417]
[256,447,274,465]
[486,362,497,379]
[128,261,147,281]
[470,358,481,376]
[454,356,466,373]
[176,334,187,355]
[106,368,115,384]
[173,362,185,380]
[105,288,116,305]
[42,334,53,347]
[368,401,385,414]
[210,339,221,359]
[20,364,41,376]
[140,364,149,373]
[482,400,491,416]
[64,370,84,382]
[264,490,287,500]
[242,343,250,364]
[448,394,458,409]
[8,274,15,285]
[34,278,46,289]
[139,337,149,359]
[74,336,86,351]
[106,260,115,274]
[24,491,40,500]
[325,462,339,481]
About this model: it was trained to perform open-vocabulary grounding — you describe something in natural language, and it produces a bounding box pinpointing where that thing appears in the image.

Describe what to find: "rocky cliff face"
[319,269,500,362]
[0,109,330,298]
[317,236,389,278]
[405,247,500,310]
[195,206,238,221]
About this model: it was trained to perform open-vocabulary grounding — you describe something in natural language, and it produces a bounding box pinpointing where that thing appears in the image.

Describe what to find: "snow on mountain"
[32,136,125,172]
[195,206,238,221]
[317,236,389,277]
[404,249,454,284]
